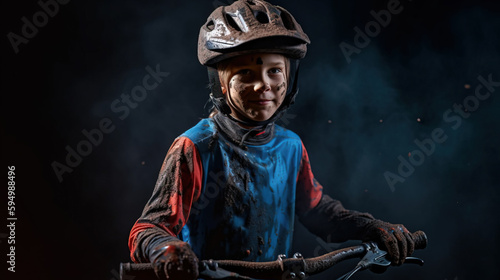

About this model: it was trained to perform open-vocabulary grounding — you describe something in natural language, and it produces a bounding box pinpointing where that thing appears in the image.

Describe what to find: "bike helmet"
[198,0,310,126]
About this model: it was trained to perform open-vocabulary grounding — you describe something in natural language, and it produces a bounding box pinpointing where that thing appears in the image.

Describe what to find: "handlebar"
[120,230,427,280]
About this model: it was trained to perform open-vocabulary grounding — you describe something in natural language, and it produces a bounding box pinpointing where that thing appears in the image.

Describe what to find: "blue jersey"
[129,116,323,263]
[181,118,303,261]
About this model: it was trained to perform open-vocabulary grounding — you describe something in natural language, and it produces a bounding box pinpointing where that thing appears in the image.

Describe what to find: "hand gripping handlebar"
[120,230,427,280]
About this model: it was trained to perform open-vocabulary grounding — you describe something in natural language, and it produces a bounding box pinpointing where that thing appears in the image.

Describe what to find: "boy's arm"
[295,142,415,265]
[128,136,202,277]
[295,141,374,242]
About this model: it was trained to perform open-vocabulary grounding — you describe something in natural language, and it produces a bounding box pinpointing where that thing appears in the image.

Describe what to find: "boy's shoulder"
[273,124,302,142]
[179,118,303,147]
[180,118,215,143]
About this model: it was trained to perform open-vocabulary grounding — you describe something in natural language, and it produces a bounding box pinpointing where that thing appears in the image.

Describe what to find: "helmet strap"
[207,66,232,115]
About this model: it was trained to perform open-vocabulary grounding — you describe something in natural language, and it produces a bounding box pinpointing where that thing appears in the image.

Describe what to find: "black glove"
[362,220,415,265]
[150,240,199,280]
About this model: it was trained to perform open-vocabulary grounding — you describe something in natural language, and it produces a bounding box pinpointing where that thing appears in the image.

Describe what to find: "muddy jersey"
[129,117,323,263]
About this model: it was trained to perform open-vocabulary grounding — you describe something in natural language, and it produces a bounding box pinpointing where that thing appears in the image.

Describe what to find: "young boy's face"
[221,53,288,123]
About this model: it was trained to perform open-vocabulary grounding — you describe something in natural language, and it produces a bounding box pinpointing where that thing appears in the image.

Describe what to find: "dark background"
[2,0,499,279]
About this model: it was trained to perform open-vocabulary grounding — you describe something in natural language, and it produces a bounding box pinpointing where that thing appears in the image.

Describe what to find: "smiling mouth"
[249,100,272,105]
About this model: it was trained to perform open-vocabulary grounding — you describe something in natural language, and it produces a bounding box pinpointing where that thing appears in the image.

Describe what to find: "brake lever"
[336,243,424,280]
[199,260,252,280]
[336,243,383,280]
[402,257,424,266]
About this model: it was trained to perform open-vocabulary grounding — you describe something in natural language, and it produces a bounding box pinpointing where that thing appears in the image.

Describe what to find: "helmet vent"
[206,20,215,31]
[278,8,296,30]
[225,13,243,32]
[254,11,269,24]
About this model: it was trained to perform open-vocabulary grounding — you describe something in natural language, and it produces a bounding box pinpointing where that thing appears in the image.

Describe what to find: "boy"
[128,1,416,279]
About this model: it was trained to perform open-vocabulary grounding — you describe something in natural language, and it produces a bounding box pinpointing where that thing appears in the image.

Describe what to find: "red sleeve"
[295,141,323,215]
[128,136,203,262]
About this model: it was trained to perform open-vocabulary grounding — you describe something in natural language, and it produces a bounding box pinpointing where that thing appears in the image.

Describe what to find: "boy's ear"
[221,86,227,94]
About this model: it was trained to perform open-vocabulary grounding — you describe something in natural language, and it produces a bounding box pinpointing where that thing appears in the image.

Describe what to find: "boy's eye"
[237,69,252,75]
[269,68,282,74]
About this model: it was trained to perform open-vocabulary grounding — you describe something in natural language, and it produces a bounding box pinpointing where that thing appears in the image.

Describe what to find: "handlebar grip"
[412,230,428,250]
[120,263,156,279]
[119,231,428,279]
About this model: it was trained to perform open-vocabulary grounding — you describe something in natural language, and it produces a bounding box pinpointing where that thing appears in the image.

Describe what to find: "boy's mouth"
[249,99,272,105]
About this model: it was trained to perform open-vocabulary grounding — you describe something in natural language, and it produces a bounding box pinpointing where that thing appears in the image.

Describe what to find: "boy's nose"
[254,81,271,93]
[254,77,271,93]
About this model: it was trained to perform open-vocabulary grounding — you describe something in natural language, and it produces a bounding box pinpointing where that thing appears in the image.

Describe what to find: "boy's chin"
[231,109,277,123]
[246,113,274,123]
